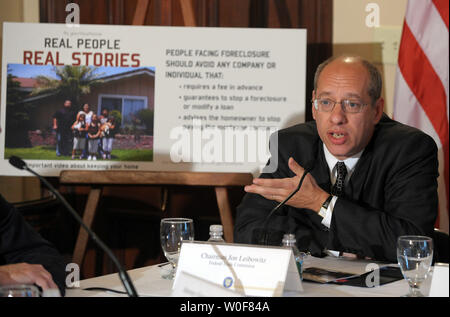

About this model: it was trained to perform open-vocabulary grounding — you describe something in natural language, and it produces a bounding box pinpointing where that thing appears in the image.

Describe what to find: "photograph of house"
[4,64,155,162]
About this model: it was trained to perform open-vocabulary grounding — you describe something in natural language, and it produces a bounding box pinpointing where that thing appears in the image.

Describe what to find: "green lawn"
[5,146,153,162]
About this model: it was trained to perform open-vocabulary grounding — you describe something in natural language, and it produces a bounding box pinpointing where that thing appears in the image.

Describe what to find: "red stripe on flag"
[432,0,449,29]
[398,21,449,226]
[398,23,449,150]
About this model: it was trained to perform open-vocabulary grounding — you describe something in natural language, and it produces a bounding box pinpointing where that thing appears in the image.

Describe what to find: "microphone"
[9,155,27,170]
[9,156,138,297]
[257,161,315,246]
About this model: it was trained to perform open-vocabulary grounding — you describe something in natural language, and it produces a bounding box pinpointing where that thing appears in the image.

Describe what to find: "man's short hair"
[313,55,383,105]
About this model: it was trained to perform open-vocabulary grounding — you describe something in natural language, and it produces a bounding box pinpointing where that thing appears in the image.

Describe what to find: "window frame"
[98,93,148,126]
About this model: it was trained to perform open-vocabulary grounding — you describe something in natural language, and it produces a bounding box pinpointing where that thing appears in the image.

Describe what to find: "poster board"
[1,22,306,176]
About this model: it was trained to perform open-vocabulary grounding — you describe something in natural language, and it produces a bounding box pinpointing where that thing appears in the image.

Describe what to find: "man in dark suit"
[234,55,438,262]
[53,99,76,157]
[0,194,66,295]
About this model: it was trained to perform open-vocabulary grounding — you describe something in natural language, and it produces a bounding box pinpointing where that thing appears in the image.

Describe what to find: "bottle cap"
[42,288,61,297]
[282,233,296,244]
[210,224,223,232]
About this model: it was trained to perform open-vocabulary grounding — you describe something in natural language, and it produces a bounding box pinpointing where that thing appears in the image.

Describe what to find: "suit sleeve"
[327,132,439,262]
[234,131,291,244]
[0,195,66,295]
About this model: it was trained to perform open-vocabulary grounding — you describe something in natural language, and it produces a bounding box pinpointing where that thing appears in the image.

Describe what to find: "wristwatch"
[318,195,333,218]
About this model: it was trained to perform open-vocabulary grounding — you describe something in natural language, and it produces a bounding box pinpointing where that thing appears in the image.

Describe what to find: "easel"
[60,170,252,267]
[61,1,253,267]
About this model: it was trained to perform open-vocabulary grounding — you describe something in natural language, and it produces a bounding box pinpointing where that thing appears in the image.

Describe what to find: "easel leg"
[215,186,234,243]
[72,188,102,267]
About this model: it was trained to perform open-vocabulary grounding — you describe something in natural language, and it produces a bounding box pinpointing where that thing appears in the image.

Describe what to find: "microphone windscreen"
[9,156,26,170]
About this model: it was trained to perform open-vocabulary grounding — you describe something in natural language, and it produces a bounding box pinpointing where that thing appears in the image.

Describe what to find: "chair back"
[434,228,449,263]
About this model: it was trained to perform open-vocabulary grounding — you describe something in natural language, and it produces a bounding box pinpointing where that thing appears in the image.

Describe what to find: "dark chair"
[12,196,71,254]
[13,196,61,235]
[433,228,449,263]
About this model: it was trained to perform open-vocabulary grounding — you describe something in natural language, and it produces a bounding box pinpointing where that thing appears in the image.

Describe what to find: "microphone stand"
[260,164,312,245]
[10,157,138,297]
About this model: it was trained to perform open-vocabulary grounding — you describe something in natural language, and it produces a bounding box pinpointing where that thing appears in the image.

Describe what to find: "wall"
[333,0,408,117]
[1,0,408,202]
[0,0,41,202]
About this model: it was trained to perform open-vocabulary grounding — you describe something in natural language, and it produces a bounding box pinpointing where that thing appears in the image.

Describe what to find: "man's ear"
[373,97,384,124]
[312,90,317,120]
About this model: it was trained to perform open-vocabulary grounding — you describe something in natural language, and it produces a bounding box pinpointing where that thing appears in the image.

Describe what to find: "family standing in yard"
[52,100,116,160]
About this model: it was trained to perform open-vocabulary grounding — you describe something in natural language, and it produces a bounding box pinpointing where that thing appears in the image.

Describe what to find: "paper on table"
[429,263,449,297]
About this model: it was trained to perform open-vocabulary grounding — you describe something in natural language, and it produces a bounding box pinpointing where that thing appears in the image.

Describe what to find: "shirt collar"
[323,144,363,174]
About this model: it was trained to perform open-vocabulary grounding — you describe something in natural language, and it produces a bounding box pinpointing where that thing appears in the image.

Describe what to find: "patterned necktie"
[331,161,347,197]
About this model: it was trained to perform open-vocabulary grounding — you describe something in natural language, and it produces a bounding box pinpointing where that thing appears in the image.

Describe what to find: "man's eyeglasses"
[313,98,369,113]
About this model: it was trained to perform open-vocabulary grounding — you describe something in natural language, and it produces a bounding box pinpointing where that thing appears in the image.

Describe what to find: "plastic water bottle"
[207,224,225,242]
[282,233,307,280]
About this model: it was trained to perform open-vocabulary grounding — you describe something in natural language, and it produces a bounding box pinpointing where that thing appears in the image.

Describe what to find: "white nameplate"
[429,263,449,297]
[173,241,303,297]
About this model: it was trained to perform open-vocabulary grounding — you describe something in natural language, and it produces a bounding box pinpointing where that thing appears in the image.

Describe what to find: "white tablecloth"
[65,256,434,297]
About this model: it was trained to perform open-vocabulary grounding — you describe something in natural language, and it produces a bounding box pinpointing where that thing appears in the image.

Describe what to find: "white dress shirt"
[320,144,363,228]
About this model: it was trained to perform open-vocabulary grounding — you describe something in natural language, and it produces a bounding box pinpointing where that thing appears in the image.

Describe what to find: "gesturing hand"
[244,157,329,213]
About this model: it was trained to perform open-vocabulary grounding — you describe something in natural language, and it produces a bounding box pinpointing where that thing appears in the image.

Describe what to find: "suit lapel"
[346,140,374,200]
[311,140,332,193]
[346,116,390,200]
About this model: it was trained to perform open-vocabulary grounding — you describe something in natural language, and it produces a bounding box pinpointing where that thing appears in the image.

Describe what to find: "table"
[65,256,434,297]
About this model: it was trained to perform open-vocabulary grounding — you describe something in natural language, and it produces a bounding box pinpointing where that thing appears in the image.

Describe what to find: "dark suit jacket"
[234,114,438,262]
[0,194,66,295]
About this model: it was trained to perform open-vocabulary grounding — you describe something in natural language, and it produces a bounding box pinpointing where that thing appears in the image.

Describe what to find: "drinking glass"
[397,235,433,297]
[160,218,194,280]
[0,284,40,297]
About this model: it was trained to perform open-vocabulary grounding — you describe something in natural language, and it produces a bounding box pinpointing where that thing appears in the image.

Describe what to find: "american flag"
[393,0,449,232]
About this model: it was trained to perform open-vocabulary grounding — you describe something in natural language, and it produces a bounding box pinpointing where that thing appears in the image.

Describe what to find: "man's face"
[312,60,383,160]
[64,100,72,108]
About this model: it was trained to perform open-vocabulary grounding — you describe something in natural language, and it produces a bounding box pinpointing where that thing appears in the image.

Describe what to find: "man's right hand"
[0,263,58,290]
